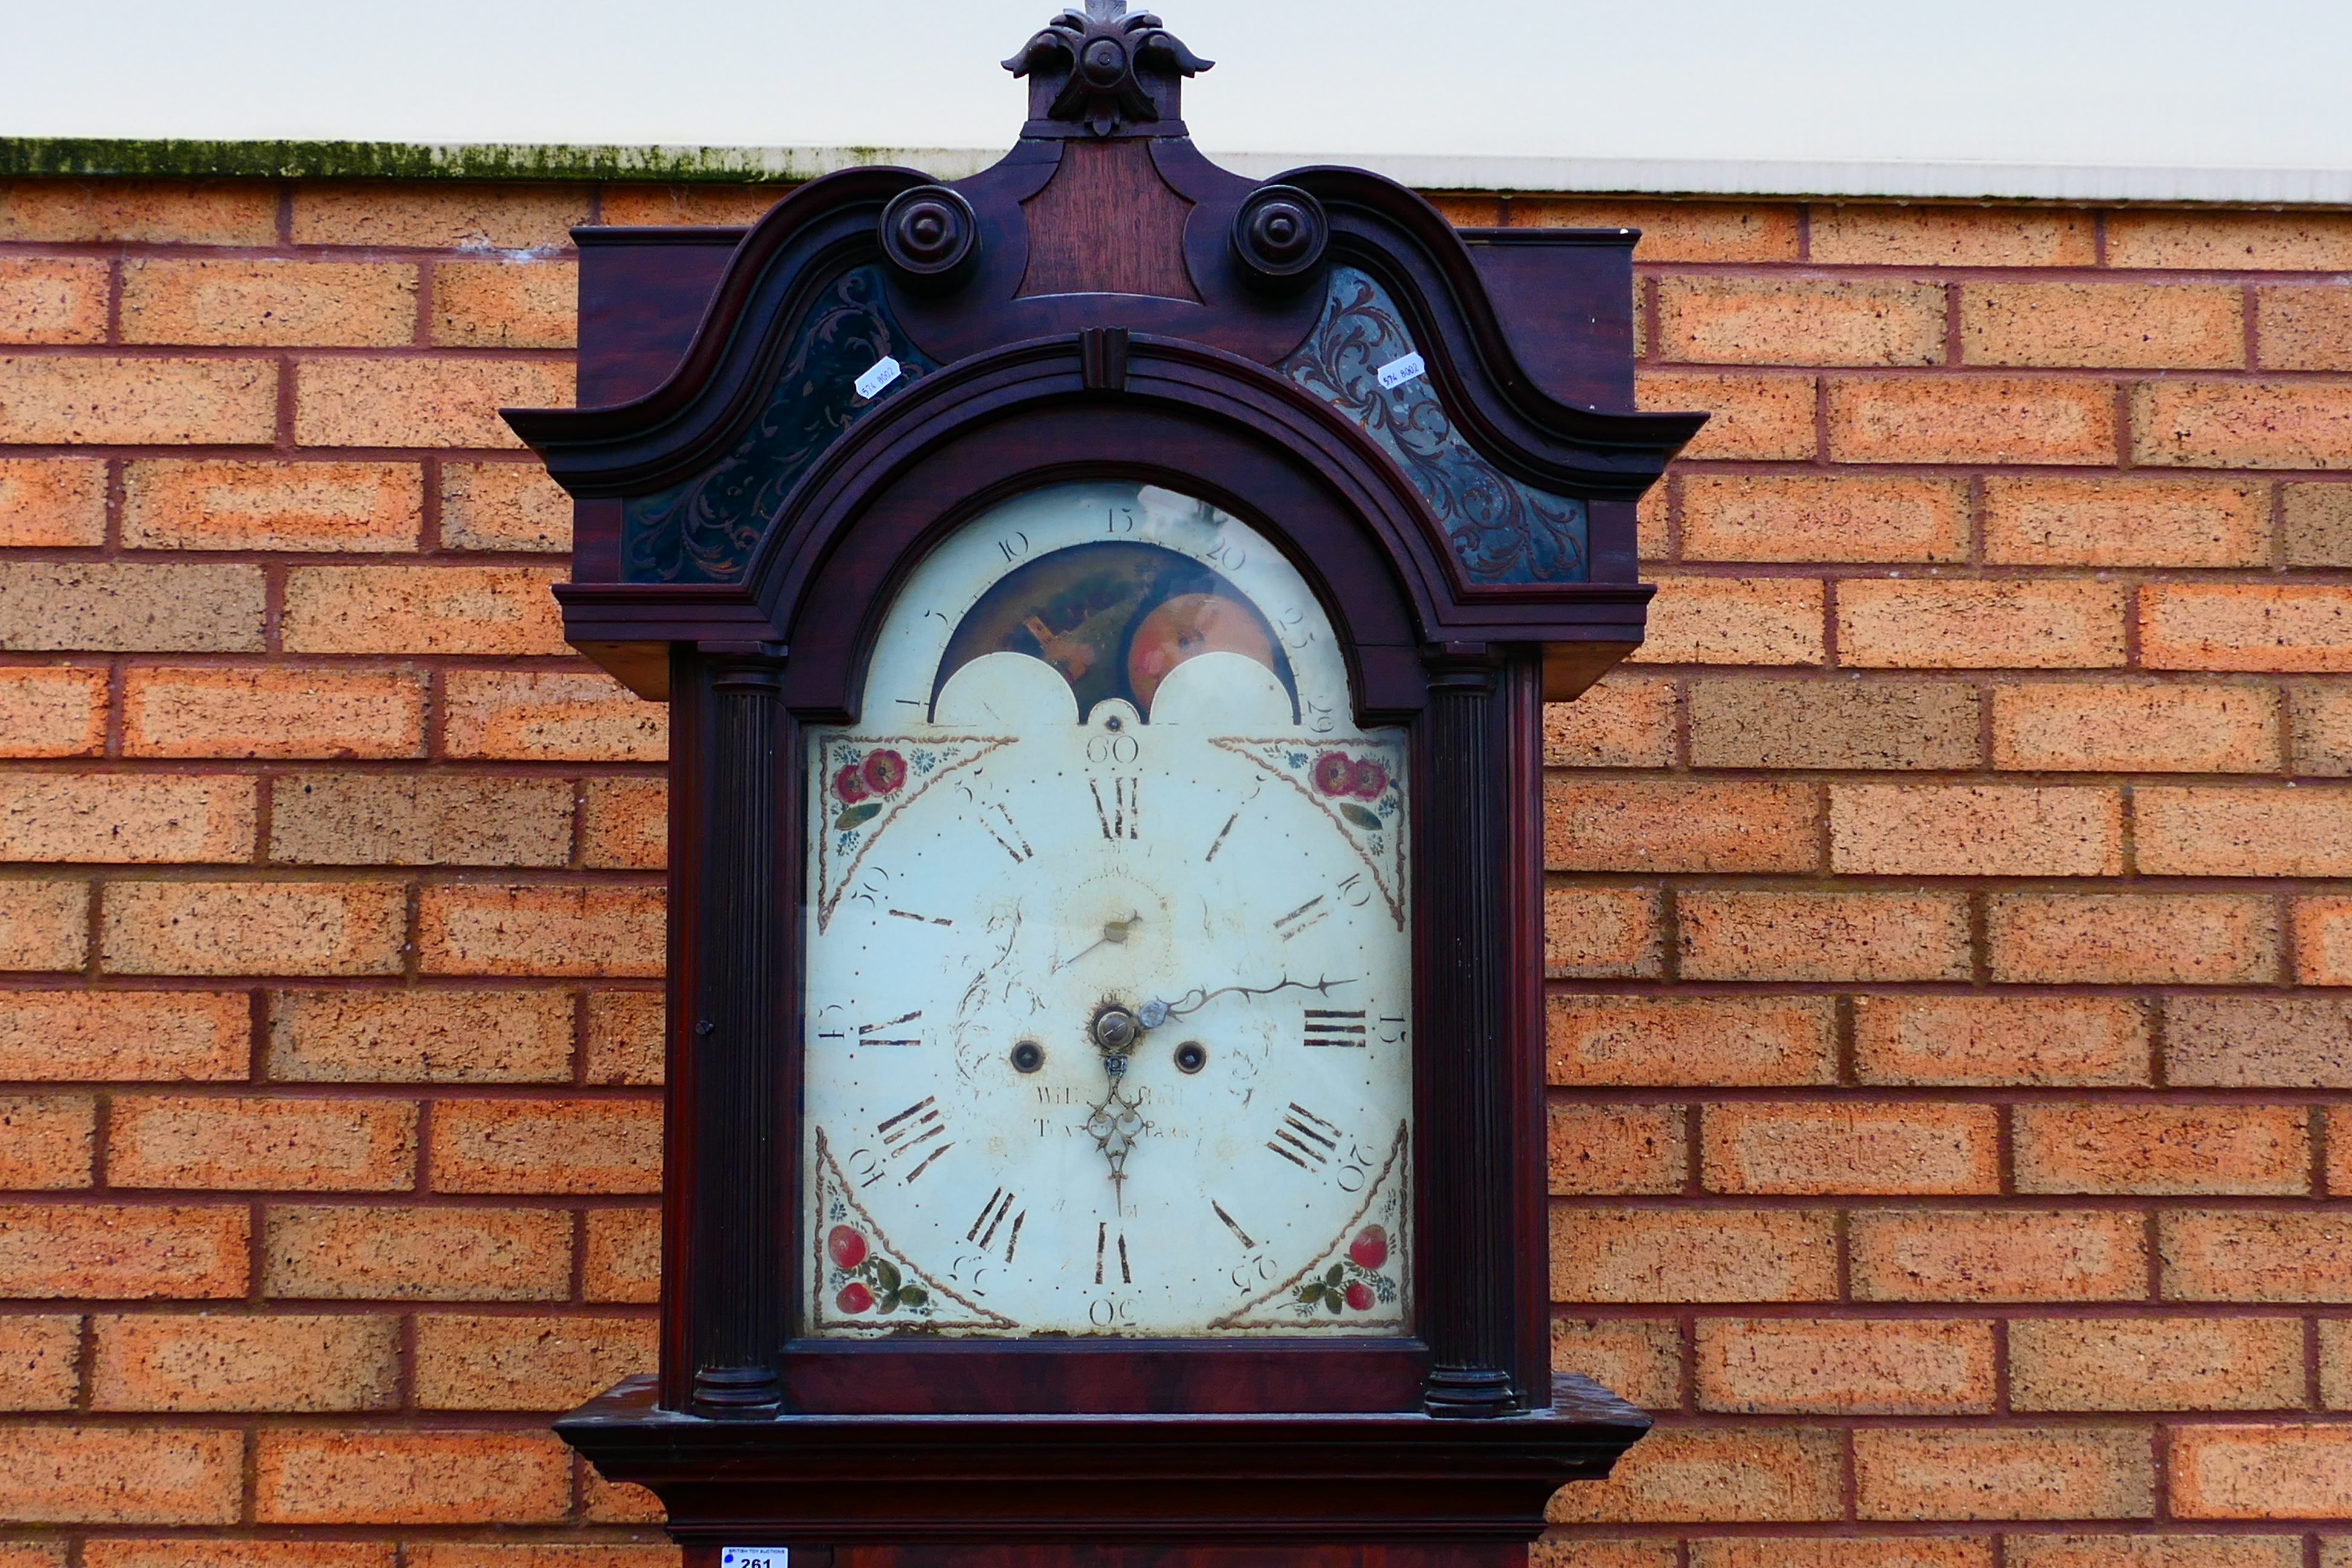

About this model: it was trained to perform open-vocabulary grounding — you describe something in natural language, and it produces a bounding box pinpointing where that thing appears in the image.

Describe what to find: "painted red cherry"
[826,1225,867,1269]
[832,764,869,804]
[1312,751,1354,795]
[1350,758,1388,799]
[1349,1225,1388,1270]
[836,1281,874,1314]
[1344,1281,1374,1312]
[862,749,907,795]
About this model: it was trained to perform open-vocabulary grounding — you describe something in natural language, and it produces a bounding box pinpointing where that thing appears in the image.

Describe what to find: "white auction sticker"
[854,356,903,400]
[1374,351,1426,390]
[720,1550,786,1568]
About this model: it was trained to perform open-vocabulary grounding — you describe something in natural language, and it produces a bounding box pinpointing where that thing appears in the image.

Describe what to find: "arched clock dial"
[802,480,1412,1338]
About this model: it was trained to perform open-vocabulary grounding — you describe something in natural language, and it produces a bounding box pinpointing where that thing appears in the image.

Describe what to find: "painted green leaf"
[897,1285,927,1308]
[1296,1282,1324,1305]
[1324,1290,1344,1315]
[1325,1263,1345,1286]
[1339,803,1382,831]
[835,802,881,831]
[872,1258,901,1293]
[876,1290,900,1314]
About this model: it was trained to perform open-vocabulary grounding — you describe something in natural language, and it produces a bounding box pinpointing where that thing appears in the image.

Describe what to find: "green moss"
[0,138,995,183]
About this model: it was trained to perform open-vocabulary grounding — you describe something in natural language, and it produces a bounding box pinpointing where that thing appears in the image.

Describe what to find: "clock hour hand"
[1052,911,1143,973]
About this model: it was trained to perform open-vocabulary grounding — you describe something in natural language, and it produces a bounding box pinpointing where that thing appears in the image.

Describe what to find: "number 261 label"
[721,1550,787,1568]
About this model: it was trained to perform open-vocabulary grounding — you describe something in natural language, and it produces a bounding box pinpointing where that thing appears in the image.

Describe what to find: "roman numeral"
[976,802,1033,863]
[875,1097,949,1183]
[858,1008,923,1047]
[1204,810,1239,863]
[886,908,952,927]
[1304,1008,1367,1048]
[1211,1199,1257,1249]
[965,1187,1025,1262]
[1094,1221,1107,1285]
[1273,895,1326,940]
[1091,1223,1132,1284]
[1091,777,1140,840]
[1267,1102,1343,1171]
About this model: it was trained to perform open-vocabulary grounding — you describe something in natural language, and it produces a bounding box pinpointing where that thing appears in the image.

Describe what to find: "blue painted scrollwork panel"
[1278,267,1588,585]
[622,266,937,584]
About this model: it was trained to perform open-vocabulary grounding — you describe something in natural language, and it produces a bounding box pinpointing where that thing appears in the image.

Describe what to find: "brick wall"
[0,176,2348,1564]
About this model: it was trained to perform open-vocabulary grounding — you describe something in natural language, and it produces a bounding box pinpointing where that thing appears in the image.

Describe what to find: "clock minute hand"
[1151,974,1356,1025]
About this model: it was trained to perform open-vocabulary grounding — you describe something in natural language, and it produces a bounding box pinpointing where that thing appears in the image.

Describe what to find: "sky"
[4,0,2347,175]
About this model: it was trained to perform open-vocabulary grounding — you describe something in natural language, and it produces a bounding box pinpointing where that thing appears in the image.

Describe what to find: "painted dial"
[802,481,1412,1337]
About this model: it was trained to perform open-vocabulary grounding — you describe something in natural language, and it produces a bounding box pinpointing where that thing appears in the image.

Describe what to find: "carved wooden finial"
[1002,4,1213,137]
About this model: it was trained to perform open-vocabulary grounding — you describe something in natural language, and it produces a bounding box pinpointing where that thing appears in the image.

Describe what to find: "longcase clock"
[505,4,1705,1562]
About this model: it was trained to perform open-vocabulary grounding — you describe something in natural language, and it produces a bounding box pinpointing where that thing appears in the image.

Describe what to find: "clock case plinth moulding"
[503,4,1705,1561]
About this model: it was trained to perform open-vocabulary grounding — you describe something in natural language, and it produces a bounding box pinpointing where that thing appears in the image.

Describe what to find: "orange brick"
[1961,281,2243,369]
[0,180,276,245]
[0,355,276,445]
[0,563,266,652]
[583,1206,660,1303]
[2162,1211,2352,1301]
[108,1094,417,1191]
[2017,1103,2308,1196]
[1810,206,2095,268]
[2011,1316,2304,1411]
[90,1544,394,1568]
[1988,893,2278,985]
[103,881,407,978]
[598,183,789,227]
[1696,1318,1994,1414]
[413,1312,655,1408]
[2137,786,2352,876]
[2258,284,2352,372]
[123,665,428,759]
[0,458,105,546]
[2294,682,2352,773]
[1543,675,1676,767]
[1658,276,1945,368]
[0,1425,242,1523]
[269,988,573,1083]
[2170,1424,2352,1517]
[2285,485,2352,567]
[1550,1318,1682,1409]
[1550,1208,1835,1303]
[1547,1103,1685,1195]
[1688,676,1978,770]
[1638,479,1666,556]
[2134,381,2352,471]
[583,991,662,1085]
[430,1097,662,1194]
[2322,1319,2352,1405]
[1984,476,2268,568]
[253,1428,571,1523]
[1854,1426,2152,1520]
[0,1315,79,1410]
[1678,890,1969,982]
[432,260,577,348]
[1637,373,1817,460]
[122,459,421,552]
[2108,211,2352,271]
[1543,886,1662,979]
[1854,996,2149,1086]
[0,883,88,972]
[1991,681,2279,772]
[1828,376,2117,465]
[0,667,106,757]
[582,777,665,869]
[263,1205,570,1301]
[0,1094,93,1187]
[1680,474,1967,564]
[290,184,589,249]
[282,564,567,655]
[269,774,571,867]
[1510,198,1797,261]
[0,256,108,344]
[1837,578,2126,669]
[2143,584,2352,672]
[580,1469,664,1522]
[294,358,575,450]
[1703,1102,1998,1195]
[0,773,255,863]
[1546,780,1817,872]
[443,669,667,761]
[1690,1543,1993,1568]
[2328,1107,2352,1191]
[419,884,663,978]
[1849,1209,2148,1302]
[1627,575,1826,666]
[1546,1424,1841,1523]
[1550,996,1835,1087]
[2166,997,2352,1087]
[440,460,572,552]
[0,1204,247,1298]
[90,1312,398,1411]
[1831,783,2122,875]
[0,990,249,1082]
[120,260,416,347]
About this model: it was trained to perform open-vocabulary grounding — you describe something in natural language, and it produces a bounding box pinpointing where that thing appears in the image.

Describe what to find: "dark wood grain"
[1457,229,1638,413]
[779,1341,1426,1414]
[1018,136,1201,300]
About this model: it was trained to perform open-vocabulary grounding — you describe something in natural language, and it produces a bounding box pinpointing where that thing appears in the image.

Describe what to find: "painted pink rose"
[862,749,908,795]
[826,1225,867,1269]
[1344,1281,1374,1312]
[1350,758,1388,799]
[836,1281,874,1314]
[1349,1225,1388,1270]
[832,764,870,804]
[1312,751,1354,796]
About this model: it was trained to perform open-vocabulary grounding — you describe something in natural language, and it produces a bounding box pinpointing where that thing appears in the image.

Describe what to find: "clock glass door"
[800,481,1411,1338]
